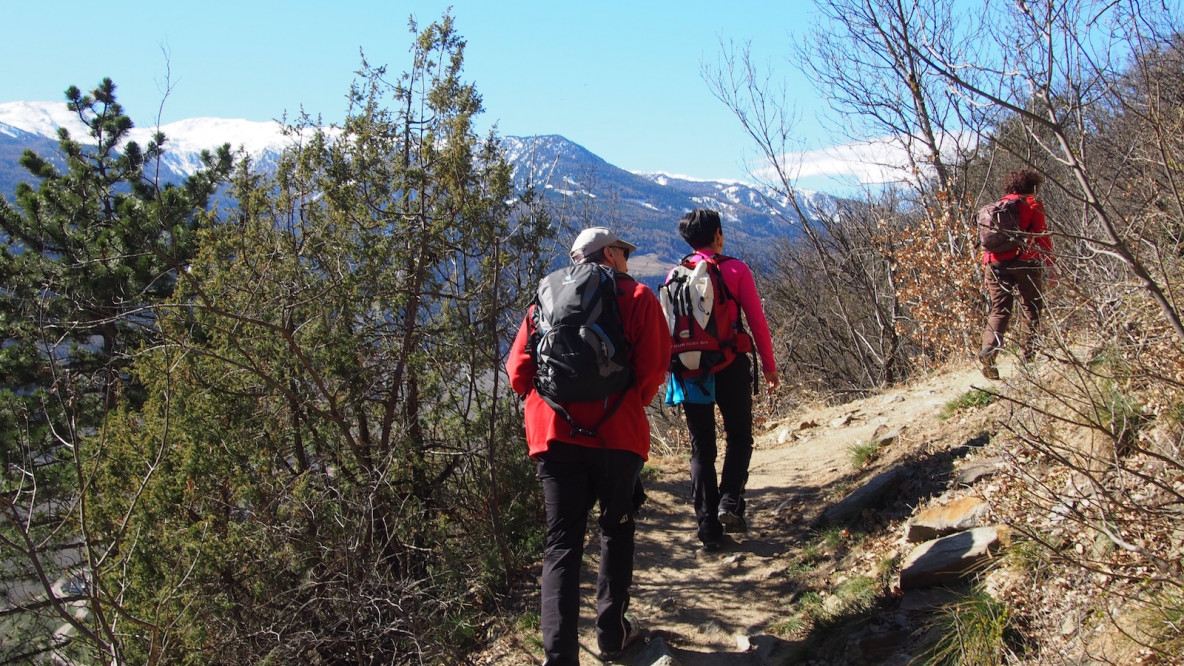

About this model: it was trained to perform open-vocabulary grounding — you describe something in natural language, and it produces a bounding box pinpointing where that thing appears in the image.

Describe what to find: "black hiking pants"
[682,354,754,545]
[536,441,643,665]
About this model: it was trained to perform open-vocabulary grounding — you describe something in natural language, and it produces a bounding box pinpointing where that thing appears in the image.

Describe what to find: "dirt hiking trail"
[478,360,1000,665]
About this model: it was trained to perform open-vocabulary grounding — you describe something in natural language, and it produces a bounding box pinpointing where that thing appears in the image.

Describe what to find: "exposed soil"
[474,359,1004,665]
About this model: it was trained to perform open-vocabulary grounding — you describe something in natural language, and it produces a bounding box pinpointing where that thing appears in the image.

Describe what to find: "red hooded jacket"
[506,271,671,460]
[982,193,1054,265]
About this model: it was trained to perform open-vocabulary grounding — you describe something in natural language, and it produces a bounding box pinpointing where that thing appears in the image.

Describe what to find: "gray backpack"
[977,197,1026,254]
[528,263,633,436]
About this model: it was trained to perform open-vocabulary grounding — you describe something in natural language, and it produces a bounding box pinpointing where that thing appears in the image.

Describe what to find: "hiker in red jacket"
[506,227,670,665]
[979,168,1056,380]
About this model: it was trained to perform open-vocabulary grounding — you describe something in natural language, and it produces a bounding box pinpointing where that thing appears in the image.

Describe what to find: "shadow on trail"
[602,632,802,666]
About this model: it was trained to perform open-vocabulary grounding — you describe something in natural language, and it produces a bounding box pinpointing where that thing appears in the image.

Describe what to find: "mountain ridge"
[0,101,816,271]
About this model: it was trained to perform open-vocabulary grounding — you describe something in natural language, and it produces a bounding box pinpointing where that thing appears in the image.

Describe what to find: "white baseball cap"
[569,227,638,263]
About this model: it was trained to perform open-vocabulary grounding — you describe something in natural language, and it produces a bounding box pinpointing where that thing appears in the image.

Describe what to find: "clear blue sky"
[2,0,833,183]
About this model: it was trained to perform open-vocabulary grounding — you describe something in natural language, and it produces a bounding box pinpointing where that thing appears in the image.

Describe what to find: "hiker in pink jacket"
[673,209,778,552]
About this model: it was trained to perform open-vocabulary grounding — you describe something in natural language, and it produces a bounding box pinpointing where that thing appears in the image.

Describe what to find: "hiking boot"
[697,534,736,556]
[598,617,643,661]
[700,539,723,554]
[718,510,748,534]
[978,350,1000,380]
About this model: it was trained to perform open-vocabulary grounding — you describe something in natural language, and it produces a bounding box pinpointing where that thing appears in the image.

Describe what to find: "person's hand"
[763,369,779,394]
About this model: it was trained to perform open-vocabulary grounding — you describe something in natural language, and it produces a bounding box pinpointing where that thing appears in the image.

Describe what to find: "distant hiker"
[506,227,670,665]
[663,209,778,553]
[978,168,1056,380]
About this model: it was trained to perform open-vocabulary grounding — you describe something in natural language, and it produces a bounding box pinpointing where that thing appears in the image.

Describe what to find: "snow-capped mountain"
[0,101,290,183]
[1,101,817,270]
[502,135,813,265]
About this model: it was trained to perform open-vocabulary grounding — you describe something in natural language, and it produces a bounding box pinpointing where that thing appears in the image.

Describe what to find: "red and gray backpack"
[658,253,752,377]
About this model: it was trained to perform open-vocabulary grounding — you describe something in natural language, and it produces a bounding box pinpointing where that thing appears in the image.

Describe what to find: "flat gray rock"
[953,457,1003,487]
[899,526,1007,590]
[816,467,907,526]
[633,636,681,666]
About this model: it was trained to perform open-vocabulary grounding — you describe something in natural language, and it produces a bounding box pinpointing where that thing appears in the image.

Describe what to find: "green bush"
[1139,586,1184,659]
[1097,379,1148,452]
[940,389,996,421]
[848,439,882,468]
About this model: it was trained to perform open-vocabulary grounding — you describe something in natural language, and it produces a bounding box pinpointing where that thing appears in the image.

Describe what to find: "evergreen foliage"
[78,14,552,665]
[0,77,232,664]
[2,14,554,665]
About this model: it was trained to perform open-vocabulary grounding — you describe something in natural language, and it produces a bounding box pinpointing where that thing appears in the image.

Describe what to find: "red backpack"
[659,253,752,377]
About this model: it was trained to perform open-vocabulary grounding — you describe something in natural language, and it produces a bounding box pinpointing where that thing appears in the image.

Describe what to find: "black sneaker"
[598,617,643,661]
[700,539,723,553]
[718,510,748,533]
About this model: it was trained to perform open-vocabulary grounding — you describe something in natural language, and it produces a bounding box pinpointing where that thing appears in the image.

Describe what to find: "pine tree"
[0,78,232,664]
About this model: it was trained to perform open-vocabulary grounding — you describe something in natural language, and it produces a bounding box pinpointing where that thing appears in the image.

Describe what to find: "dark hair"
[679,209,722,249]
[1002,168,1044,195]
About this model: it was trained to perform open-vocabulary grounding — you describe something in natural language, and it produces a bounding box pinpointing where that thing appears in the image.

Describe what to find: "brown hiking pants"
[981,259,1045,360]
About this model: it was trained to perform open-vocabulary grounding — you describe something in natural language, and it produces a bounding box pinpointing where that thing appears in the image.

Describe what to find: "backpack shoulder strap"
[997,194,1033,234]
[526,300,542,354]
[711,254,749,336]
[700,253,739,303]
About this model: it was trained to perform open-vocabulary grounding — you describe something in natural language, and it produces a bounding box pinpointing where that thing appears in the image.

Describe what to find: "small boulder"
[953,457,1003,487]
[899,526,1008,590]
[635,636,682,666]
[816,467,907,526]
[873,426,904,447]
[905,496,989,542]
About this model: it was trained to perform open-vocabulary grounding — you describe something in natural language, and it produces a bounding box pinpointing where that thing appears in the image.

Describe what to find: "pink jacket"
[681,250,777,375]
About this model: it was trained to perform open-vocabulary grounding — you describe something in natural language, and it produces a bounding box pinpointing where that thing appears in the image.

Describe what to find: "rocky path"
[476,361,997,665]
